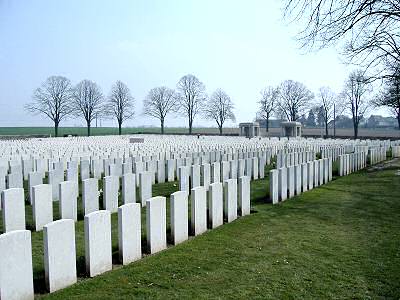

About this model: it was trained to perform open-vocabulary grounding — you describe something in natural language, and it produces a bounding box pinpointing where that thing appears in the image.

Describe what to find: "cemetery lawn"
[36,167,400,299]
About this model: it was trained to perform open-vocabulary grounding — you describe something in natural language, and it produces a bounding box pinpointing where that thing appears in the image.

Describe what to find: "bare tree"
[283,0,400,75]
[317,86,336,137]
[204,89,236,135]
[72,80,104,136]
[176,74,207,134]
[143,86,178,134]
[278,80,314,121]
[25,76,73,137]
[343,70,371,139]
[374,66,400,129]
[258,86,279,133]
[106,81,134,135]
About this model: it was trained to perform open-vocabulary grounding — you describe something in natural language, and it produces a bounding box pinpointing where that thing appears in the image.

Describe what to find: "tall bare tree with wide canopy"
[204,89,236,135]
[143,86,177,134]
[106,81,134,135]
[258,86,279,133]
[278,80,314,121]
[343,70,371,139]
[284,0,400,75]
[72,79,104,136]
[176,74,207,134]
[25,76,73,137]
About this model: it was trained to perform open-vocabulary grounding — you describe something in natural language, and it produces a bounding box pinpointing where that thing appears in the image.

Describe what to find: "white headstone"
[1,188,25,232]
[170,191,188,245]
[224,179,238,222]
[118,203,142,265]
[84,210,112,277]
[146,196,167,254]
[44,219,77,292]
[32,184,53,231]
[191,186,207,235]
[208,182,223,228]
[0,230,34,300]
[82,178,99,215]
[238,176,250,216]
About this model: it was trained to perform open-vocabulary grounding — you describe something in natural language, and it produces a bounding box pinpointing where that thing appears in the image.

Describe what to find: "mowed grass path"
[33,166,400,299]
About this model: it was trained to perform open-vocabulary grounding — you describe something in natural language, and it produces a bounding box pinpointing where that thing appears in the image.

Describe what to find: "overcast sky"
[0,0,388,128]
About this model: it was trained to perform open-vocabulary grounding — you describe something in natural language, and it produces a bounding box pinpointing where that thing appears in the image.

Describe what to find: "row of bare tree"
[26,74,236,137]
[258,70,379,139]
[282,0,400,137]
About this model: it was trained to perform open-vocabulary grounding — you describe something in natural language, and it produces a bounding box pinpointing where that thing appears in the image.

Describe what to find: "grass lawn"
[17,163,398,299]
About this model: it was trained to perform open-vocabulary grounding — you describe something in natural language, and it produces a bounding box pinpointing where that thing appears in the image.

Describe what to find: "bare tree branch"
[203,89,236,135]
[277,80,314,121]
[176,74,207,134]
[143,86,178,134]
[342,69,372,138]
[106,81,134,135]
[284,0,400,75]
[316,86,336,137]
[258,86,279,133]
[25,75,73,137]
[373,64,400,129]
[72,79,104,136]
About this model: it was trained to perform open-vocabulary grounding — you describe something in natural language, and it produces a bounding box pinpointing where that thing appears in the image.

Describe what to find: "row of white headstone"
[0,175,251,299]
[393,146,400,158]
[1,154,262,232]
[338,152,367,176]
[269,158,332,204]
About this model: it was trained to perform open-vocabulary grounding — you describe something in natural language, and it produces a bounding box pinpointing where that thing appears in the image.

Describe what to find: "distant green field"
[0,127,238,137]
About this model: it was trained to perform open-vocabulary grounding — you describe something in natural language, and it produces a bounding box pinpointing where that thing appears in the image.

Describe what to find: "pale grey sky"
[0,0,386,128]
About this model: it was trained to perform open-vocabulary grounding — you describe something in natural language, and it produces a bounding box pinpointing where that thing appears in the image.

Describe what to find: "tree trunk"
[87,121,91,137]
[161,118,164,134]
[353,122,358,139]
[189,118,193,135]
[54,121,59,137]
[118,122,122,135]
[397,113,400,130]
[325,121,328,138]
[219,126,223,135]
[266,117,269,132]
